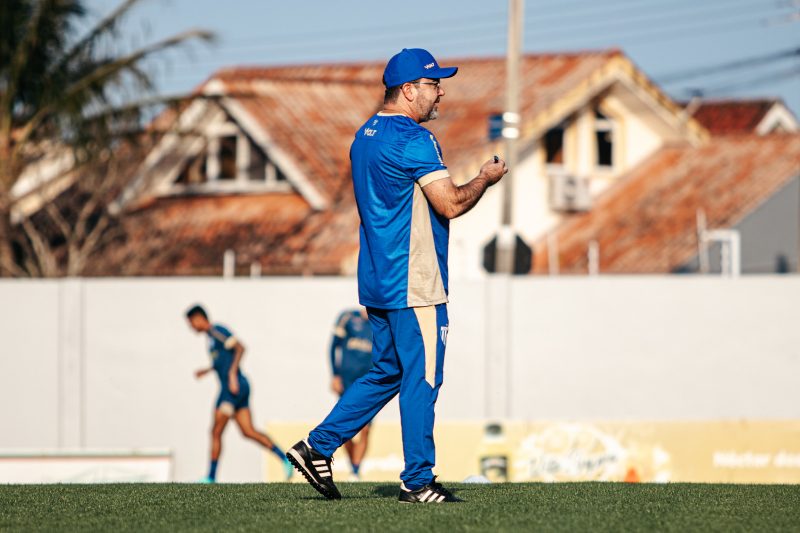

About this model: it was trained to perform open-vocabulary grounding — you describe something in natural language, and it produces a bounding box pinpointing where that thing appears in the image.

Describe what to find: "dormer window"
[175,150,207,185]
[247,139,288,184]
[595,109,613,168]
[545,122,566,165]
[171,121,291,194]
[217,135,237,180]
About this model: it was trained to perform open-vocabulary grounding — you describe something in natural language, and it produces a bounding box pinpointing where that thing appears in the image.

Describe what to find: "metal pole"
[697,209,709,273]
[547,231,559,275]
[223,249,235,279]
[729,231,741,277]
[497,0,524,274]
[588,240,600,275]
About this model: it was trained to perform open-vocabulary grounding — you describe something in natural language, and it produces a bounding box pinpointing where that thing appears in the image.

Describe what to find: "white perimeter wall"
[1,276,798,481]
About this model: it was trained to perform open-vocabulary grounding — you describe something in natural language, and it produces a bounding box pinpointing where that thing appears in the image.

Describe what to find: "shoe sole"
[398,499,457,504]
[398,499,463,504]
[287,448,341,500]
[398,492,463,504]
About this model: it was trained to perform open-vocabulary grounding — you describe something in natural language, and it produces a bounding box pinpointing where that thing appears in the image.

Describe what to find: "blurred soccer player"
[185,304,293,482]
[288,48,507,503]
[329,307,374,479]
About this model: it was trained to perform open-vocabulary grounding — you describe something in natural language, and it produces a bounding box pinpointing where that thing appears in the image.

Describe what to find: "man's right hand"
[331,376,344,395]
[423,156,509,220]
[479,157,508,186]
[195,368,210,380]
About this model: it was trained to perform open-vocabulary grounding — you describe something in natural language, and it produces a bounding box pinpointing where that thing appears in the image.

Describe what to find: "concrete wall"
[1,276,799,481]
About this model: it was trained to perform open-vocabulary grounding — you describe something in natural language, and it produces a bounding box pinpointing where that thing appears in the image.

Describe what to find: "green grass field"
[1,482,799,532]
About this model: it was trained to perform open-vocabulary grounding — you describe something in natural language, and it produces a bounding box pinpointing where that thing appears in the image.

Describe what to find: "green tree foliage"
[0,0,213,276]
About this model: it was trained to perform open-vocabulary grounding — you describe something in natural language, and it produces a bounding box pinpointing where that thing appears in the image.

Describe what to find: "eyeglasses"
[411,80,441,89]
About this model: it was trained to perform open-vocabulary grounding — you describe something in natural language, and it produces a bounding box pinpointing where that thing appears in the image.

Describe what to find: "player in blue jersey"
[329,308,374,479]
[185,304,293,482]
[288,48,507,503]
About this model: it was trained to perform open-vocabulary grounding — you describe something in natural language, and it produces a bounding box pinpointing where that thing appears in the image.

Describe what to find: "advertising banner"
[0,449,172,483]
[265,421,800,484]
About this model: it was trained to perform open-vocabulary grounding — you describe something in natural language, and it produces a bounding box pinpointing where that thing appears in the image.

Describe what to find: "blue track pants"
[308,304,448,490]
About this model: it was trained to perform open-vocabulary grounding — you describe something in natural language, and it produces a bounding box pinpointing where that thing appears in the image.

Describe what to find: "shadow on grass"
[372,484,400,498]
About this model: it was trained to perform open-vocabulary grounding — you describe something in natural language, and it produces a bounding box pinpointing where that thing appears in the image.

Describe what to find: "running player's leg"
[343,438,356,464]
[235,407,275,447]
[307,308,401,457]
[234,406,293,479]
[349,423,371,475]
[394,304,448,490]
[231,378,293,479]
[207,407,231,482]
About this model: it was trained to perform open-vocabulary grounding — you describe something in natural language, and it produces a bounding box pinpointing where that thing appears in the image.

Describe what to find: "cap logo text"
[424,62,435,69]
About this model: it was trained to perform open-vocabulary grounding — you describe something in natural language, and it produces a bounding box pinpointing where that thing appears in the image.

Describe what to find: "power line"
[154,12,783,77]
[530,0,786,36]
[657,47,800,83]
[531,0,767,24]
[159,0,787,66]
[165,0,777,59]
[528,0,721,14]
[222,8,506,47]
[534,9,787,49]
[690,65,800,94]
[763,9,800,25]
[215,19,505,55]
[219,0,730,46]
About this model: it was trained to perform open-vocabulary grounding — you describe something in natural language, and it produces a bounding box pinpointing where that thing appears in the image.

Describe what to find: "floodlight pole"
[497,0,524,274]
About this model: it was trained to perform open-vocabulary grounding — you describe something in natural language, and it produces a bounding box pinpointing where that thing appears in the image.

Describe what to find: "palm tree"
[0,0,213,276]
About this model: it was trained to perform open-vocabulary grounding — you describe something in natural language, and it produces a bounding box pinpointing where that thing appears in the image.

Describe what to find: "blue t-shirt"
[207,324,244,386]
[350,112,451,309]
[330,310,373,387]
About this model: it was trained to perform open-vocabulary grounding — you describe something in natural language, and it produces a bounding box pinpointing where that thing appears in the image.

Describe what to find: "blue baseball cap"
[382,48,458,88]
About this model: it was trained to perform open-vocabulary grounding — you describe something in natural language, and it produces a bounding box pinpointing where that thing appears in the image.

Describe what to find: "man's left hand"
[228,374,240,395]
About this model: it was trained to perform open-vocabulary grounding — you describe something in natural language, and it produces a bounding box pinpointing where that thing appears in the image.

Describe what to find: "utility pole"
[485,0,524,422]
[496,0,524,274]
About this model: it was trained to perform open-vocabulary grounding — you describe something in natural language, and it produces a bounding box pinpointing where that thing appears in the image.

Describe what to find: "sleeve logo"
[429,135,444,165]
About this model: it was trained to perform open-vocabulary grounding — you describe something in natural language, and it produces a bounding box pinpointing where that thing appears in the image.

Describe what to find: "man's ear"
[401,82,416,102]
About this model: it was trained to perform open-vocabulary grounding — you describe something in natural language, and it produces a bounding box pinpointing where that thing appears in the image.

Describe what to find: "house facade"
[19,50,796,277]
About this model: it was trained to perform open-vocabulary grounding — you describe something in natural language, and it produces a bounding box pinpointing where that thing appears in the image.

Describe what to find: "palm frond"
[51,0,141,75]
[14,28,213,148]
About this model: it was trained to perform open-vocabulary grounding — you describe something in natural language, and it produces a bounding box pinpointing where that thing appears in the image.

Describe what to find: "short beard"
[418,102,439,123]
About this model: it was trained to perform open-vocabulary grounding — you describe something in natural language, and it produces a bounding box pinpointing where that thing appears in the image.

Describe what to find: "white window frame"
[168,121,291,195]
[543,121,568,172]
[594,109,615,170]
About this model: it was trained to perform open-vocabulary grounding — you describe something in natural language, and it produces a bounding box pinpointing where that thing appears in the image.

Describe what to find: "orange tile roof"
[92,51,624,276]
[532,133,800,274]
[87,193,320,276]
[208,50,622,200]
[682,99,778,135]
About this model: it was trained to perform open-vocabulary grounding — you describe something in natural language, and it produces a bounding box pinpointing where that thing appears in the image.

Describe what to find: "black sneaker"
[398,477,462,503]
[287,439,341,500]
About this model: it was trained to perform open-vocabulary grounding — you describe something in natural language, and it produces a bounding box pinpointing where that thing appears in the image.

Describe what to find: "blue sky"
[88,0,800,114]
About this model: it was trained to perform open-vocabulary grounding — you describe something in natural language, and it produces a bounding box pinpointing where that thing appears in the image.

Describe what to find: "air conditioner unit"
[548,171,591,212]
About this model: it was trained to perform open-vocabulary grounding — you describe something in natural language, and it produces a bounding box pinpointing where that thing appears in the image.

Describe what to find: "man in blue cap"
[288,48,507,503]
